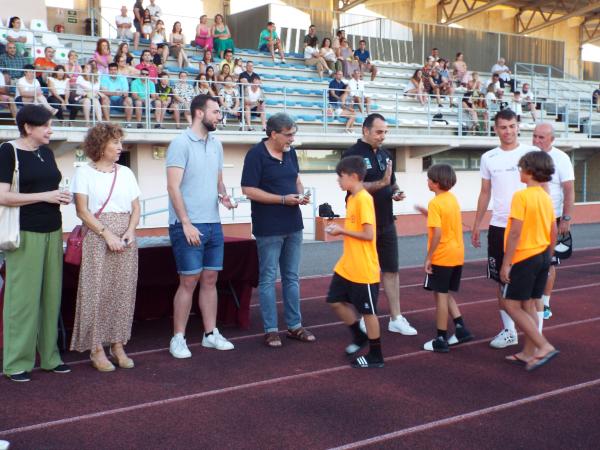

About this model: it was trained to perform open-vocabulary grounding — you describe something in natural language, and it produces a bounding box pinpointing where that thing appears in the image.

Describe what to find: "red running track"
[1,249,599,449]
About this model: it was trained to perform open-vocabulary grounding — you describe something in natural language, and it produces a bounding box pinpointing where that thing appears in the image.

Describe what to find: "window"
[423,148,489,171]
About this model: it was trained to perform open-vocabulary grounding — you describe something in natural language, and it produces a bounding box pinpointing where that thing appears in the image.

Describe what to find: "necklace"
[34,149,45,162]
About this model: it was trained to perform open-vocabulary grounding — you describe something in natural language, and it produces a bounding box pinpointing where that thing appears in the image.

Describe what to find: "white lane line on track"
[328,377,600,450]
[3,315,600,437]
[62,280,600,366]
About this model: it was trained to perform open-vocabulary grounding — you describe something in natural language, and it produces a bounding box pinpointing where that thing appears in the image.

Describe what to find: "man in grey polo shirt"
[166,94,237,358]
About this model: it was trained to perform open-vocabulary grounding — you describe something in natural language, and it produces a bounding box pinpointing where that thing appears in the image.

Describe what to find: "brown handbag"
[64,165,118,265]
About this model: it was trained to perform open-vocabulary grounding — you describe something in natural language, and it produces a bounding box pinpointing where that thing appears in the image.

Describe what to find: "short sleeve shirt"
[427,191,464,266]
[258,29,278,48]
[130,78,156,100]
[343,139,397,228]
[334,189,380,284]
[505,186,555,264]
[546,147,575,216]
[239,71,260,84]
[328,78,346,102]
[115,15,133,28]
[100,74,129,96]
[353,49,370,63]
[166,129,224,224]
[240,139,303,237]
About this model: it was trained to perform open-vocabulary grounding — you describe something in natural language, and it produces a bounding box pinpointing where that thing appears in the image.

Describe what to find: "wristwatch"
[561,215,571,221]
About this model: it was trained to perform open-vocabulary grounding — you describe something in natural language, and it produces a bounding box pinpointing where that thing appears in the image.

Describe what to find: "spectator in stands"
[141,9,153,40]
[329,70,355,134]
[510,91,523,121]
[131,67,162,128]
[172,71,195,127]
[305,36,330,79]
[348,69,372,113]
[354,40,378,81]
[100,62,133,124]
[521,83,538,121]
[66,50,82,88]
[74,63,103,125]
[491,57,514,91]
[195,15,213,51]
[0,42,29,81]
[593,84,600,112]
[337,37,358,78]
[114,42,135,66]
[239,60,260,86]
[204,66,218,93]
[471,71,483,93]
[244,77,267,131]
[93,39,112,75]
[15,65,57,114]
[212,14,235,59]
[428,67,445,107]
[132,0,144,35]
[219,75,241,128]
[462,79,480,132]
[483,83,499,130]
[150,20,169,64]
[7,17,30,57]
[332,29,345,52]
[258,22,286,63]
[198,49,216,75]
[232,58,244,80]
[0,33,6,55]
[34,46,57,87]
[404,68,426,106]
[304,25,318,48]
[170,22,189,68]
[154,72,170,127]
[136,49,159,80]
[220,49,235,74]
[488,72,502,95]
[197,72,218,97]
[320,38,340,73]
[116,6,138,45]
[439,59,456,106]
[430,47,441,63]
[0,72,17,120]
[452,52,470,86]
[216,63,232,90]
[147,0,162,25]
[116,54,139,77]
[47,65,69,122]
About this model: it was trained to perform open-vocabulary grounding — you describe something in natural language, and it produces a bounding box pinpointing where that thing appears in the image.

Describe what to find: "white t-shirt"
[48,77,68,96]
[491,64,511,81]
[7,29,28,42]
[246,86,263,103]
[521,89,534,103]
[115,14,133,29]
[16,77,40,97]
[304,46,318,59]
[71,164,141,214]
[510,100,522,116]
[479,144,536,227]
[76,75,100,97]
[546,147,575,216]
[147,4,162,20]
[347,78,369,97]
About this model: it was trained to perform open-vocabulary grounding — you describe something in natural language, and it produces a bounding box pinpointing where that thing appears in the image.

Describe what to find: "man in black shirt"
[343,113,417,335]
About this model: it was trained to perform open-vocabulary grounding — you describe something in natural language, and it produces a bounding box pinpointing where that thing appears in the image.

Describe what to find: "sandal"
[505,353,529,366]
[526,349,560,372]
[286,327,316,343]
[264,332,282,348]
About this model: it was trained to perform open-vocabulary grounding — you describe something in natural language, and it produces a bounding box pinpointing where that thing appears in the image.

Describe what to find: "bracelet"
[281,195,285,205]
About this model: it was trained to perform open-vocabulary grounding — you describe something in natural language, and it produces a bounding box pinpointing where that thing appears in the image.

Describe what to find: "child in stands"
[419,164,473,352]
[500,151,559,371]
[326,155,383,368]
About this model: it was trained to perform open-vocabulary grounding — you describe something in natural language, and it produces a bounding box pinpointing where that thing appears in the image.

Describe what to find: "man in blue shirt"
[354,40,378,81]
[241,113,316,348]
[100,62,133,123]
[328,70,356,134]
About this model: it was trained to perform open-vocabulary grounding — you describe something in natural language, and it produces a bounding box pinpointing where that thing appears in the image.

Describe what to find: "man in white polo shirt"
[472,108,537,349]
[532,122,575,321]
[115,6,136,42]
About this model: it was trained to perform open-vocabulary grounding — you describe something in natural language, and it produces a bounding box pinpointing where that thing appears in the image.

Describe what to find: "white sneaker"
[169,333,192,359]
[489,329,518,349]
[202,328,234,351]
[388,316,418,335]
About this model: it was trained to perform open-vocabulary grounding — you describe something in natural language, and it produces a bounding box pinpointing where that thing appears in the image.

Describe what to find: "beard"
[202,117,217,132]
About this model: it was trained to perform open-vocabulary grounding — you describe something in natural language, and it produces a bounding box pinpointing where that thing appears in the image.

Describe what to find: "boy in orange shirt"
[420,164,473,353]
[500,151,559,371]
[326,155,383,368]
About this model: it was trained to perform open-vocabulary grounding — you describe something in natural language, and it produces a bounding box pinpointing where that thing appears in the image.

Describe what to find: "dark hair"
[246,60,253,65]
[158,72,168,78]
[267,21,275,26]
[494,108,517,124]
[224,49,233,56]
[336,155,367,181]
[172,21,182,33]
[190,94,219,120]
[140,49,150,60]
[108,62,118,69]
[518,151,555,183]
[363,113,385,130]
[359,39,366,44]
[427,163,457,191]
[54,64,66,72]
[336,29,345,37]
[321,37,331,48]
[266,112,296,137]
[16,104,53,136]
[9,17,20,28]
[23,64,35,71]
[513,91,521,95]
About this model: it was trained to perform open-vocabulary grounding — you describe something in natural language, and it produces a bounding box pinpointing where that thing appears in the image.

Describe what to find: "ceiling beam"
[336,0,370,12]
[437,0,506,25]
[581,14,600,43]
[516,1,600,34]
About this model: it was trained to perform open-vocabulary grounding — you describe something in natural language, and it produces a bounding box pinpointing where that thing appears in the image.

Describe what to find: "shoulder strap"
[95,165,118,217]
[4,140,19,173]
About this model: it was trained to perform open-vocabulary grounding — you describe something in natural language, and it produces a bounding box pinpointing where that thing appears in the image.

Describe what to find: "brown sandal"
[264,332,282,348]
[286,327,316,342]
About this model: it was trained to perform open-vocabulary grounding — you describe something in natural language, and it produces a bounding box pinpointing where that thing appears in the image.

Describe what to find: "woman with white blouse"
[320,38,340,73]
[15,64,57,114]
[47,65,70,121]
[150,20,169,65]
[7,16,30,56]
[304,36,330,79]
[70,123,141,372]
[74,63,103,124]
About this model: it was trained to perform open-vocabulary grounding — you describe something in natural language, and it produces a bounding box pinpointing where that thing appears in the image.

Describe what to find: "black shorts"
[487,225,505,283]
[423,265,462,294]
[503,251,551,301]
[376,223,399,273]
[326,273,379,315]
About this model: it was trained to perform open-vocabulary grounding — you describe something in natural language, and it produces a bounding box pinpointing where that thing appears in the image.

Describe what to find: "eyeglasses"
[278,131,296,138]
[376,153,388,171]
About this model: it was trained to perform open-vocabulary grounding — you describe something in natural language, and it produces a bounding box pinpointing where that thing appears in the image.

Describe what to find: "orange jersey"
[505,186,555,264]
[334,188,380,284]
[427,191,464,266]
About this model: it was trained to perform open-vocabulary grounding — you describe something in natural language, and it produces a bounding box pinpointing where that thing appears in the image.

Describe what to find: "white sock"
[542,294,550,308]
[500,309,515,332]
[537,312,544,333]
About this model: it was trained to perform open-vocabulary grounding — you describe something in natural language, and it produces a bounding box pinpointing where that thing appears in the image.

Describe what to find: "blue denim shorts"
[168,222,224,275]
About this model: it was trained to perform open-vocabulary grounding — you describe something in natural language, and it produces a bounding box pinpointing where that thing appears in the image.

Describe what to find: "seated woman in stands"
[320,38,341,73]
[470,71,483,93]
[218,75,241,128]
[93,39,112,75]
[170,22,189,68]
[114,42,135,66]
[462,79,480,132]
[195,73,218,97]
[195,15,213,51]
[66,50,82,88]
[7,17,30,57]
[232,58,244,81]
[47,65,70,122]
[172,71,195,128]
[336,37,358,78]
[212,14,235,59]
[199,50,216,76]
[204,66,218,94]
[141,9,153,40]
[216,63,232,90]
[452,52,470,87]
[304,36,330,79]
[73,63,104,125]
[115,54,139,77]
[150,20,169,65]
[404,69,426,106]
[15,65,57,114]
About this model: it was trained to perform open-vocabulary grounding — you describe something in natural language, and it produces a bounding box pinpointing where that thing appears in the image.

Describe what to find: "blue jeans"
[256,230,303,333]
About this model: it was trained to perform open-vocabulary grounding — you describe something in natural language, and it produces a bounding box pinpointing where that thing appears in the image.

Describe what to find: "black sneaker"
[345,330,368,355]
[448,327,474,346]
[45,364,71,374]
[7,371,31,382]
[351,354,384,368]
[136,123,143,129]
[423,336,449,353]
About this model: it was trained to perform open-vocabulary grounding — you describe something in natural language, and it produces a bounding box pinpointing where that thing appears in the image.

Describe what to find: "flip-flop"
[505,354,529,366]
[526,349,560,372]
